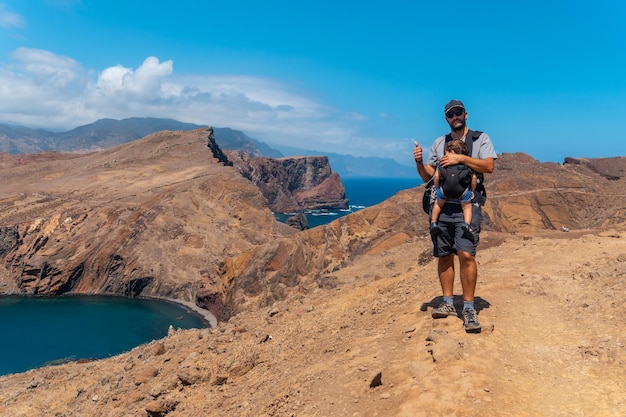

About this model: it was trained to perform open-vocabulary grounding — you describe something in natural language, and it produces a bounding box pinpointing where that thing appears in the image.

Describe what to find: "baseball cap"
[444,100,465,113]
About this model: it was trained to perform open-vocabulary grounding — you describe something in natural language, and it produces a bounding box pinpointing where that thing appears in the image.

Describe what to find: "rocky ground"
[0,131,625,416]
[0,225,624,417]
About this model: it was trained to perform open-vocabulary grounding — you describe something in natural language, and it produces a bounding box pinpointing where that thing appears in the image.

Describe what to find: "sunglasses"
[446,108,465,119]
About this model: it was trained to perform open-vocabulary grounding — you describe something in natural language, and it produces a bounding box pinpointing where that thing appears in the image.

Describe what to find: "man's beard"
[451,119,466,132]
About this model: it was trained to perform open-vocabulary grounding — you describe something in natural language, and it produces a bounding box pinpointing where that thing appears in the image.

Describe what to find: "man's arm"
[417,161,436,182]
[440,154,495,174]
[413,141,436,182]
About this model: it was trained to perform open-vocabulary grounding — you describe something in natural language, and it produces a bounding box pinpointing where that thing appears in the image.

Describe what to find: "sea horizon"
[275,176,422,227]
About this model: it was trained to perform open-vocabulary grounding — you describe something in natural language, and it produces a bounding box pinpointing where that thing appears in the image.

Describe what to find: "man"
[413,99,497,332]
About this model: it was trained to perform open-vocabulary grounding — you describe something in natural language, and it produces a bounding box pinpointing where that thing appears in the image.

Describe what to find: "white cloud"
[0,4,25,29]
[9,48,80,87]
[0,48,410,164]
[95,57,173,99]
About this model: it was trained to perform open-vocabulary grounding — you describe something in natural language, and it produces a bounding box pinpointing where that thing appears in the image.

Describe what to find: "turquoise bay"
[0,296,206,376]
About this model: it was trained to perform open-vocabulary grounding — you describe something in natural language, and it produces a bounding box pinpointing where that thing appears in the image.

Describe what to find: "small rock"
[145,399,178,416]
[134,368,159,386]
[403,326,416,334]
[151,342,166,356]
[425,328,449,342]
[369,372,382,388]
[126,391,145,404]
[177,369,203,386]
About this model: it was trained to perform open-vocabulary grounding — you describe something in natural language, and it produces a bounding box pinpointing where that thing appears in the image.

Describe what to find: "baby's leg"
[431,199,444,223]
[430,199,446,238]
[461,201,472,225]
[460,201,476,242]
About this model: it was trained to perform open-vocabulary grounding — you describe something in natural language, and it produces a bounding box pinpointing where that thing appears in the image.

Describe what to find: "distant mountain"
[211,127,282,158]
[0,123,58,154]
[0,118,278,158]
[0,117,412,177]
[54,117,205,151]
[269,144,415,178]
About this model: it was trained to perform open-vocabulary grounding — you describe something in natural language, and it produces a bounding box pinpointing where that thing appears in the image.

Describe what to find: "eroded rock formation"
[227,151,349,213]
[0,128,296,319]
[483,152,626,232]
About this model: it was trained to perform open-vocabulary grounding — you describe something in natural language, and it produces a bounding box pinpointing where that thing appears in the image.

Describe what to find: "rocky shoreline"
[0,292,218,329]
[156,297,217,328]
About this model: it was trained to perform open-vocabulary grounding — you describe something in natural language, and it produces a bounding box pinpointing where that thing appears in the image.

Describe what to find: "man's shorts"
[432,205,482,257]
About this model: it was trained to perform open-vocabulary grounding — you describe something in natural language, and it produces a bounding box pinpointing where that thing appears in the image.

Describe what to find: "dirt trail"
[229,228,626,417]
[388,230,626,417]
[298,229,626,417]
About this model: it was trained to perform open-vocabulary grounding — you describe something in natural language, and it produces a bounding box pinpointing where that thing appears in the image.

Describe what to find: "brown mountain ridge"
[0,129,624,416]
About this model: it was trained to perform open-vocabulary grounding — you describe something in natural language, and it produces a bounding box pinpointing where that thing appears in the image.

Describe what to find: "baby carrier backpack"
[438,164,472,199]
[421,129,487,214]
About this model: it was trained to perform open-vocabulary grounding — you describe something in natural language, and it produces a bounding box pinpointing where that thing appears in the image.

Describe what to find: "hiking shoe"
[461,222,476,242]
[431,302,457,318]
[462,308,482,332]
[429,222,442,238]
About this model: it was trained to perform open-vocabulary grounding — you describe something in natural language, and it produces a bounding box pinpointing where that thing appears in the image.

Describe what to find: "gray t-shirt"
[426,131,497,165]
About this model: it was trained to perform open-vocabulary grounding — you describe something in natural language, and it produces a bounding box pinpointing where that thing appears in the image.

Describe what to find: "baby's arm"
[433,166,440,188]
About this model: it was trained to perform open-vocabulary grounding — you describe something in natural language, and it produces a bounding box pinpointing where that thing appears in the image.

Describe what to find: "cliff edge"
[227,151,348,213]
[0,128,295,320]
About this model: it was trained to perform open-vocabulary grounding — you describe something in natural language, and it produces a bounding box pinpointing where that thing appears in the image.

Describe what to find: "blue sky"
[1,1,625,165]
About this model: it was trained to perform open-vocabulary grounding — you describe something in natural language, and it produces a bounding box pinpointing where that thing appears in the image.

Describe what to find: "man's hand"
[414,140,435,182]
[439,152,465,167]
[413,141,423,163]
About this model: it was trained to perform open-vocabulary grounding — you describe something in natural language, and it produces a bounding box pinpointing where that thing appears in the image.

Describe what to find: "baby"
[430,139,477,241]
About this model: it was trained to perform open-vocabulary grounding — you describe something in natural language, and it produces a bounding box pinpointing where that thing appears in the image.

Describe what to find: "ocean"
[275,176,422,227]
[0,295,205,376]
[0,177,421,376]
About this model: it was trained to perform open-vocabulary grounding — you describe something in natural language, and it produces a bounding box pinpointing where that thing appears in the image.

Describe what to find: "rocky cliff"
[215,151,626,317]
[0,128,296,320]
[482,152,626,232]
[0,135,625,416]
[1,135,626,323]
[226,151,348,213]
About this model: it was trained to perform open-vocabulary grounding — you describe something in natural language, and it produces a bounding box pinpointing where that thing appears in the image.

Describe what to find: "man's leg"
[438,254,456,297]
[457,251,477,301]
[432,254,457,318]
[458,250,481,331]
